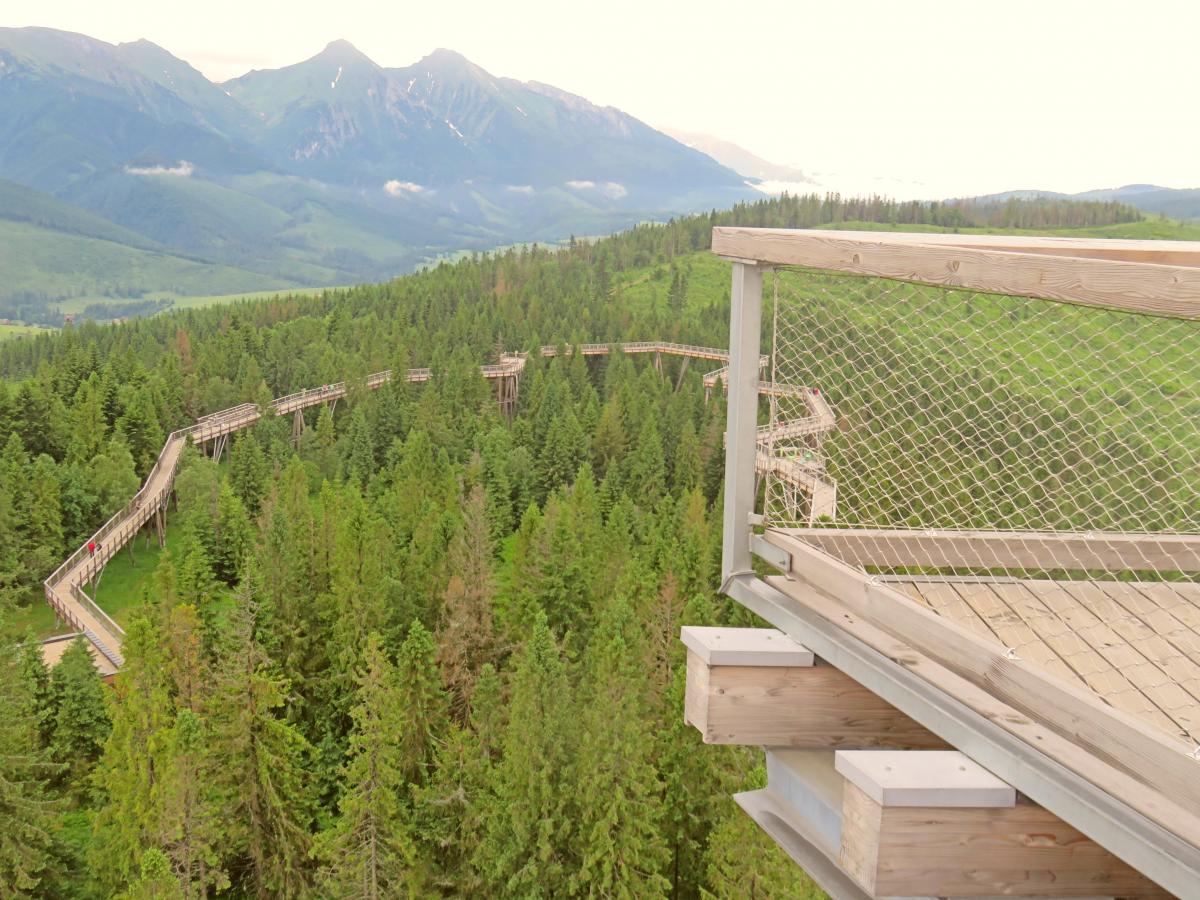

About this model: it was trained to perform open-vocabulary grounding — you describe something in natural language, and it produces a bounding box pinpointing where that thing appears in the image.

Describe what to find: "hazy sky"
[6,0,1198,199]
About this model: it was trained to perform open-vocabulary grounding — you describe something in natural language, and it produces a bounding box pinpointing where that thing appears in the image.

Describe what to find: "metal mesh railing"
[761,267,1200,585]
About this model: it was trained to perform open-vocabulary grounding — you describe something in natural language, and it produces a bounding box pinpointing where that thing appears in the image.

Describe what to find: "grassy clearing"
[0,322,56,341]
[56,284,346,316]
[611,251,731,330]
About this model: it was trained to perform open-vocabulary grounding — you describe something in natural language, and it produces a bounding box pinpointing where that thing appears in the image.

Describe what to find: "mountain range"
[0,27,752,310]
[973,185,1200,222]
[659,127,815,185]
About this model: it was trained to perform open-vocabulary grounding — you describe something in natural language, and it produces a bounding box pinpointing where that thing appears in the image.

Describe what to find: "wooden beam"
[722,228,1200,268]
[775,526,1200,574]
[764,531,1200,817]
[711,227,1200,318]
[836,751,1169,898]
[682,628,948,749]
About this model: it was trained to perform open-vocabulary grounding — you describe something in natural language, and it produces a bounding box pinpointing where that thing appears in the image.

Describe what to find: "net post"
[722,261,766,581]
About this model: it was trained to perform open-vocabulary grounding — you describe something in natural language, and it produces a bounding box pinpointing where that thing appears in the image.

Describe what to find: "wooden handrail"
[712,228,1200,318]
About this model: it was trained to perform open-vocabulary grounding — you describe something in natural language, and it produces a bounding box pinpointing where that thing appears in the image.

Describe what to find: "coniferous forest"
[0,195,836,899]
[0,194,1172,898]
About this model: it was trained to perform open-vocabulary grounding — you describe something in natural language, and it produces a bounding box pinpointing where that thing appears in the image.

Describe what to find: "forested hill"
[0,192,1188,898]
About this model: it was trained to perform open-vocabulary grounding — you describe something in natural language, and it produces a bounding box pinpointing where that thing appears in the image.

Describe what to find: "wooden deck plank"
[1058,582,1200,688]
[1095,581,1200,667]
[905,582,1000,643]
[1019,581,1195,739]
[890,581,933,609]
[910,575,1200,743]
[1135,582,1200,631]
[968,582,1087,684]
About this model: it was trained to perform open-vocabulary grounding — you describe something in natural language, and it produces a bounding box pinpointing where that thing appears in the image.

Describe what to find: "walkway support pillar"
[674,355,690,391]
[721,262,766,582]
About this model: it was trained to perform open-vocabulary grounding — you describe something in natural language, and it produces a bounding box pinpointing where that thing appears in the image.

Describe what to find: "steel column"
[720,262,765,581]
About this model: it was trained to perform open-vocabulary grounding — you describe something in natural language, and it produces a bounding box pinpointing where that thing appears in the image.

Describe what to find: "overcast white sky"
[6,0,1198,199]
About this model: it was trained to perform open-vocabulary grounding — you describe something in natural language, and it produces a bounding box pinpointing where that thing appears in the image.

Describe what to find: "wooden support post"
[292,409,304,445]
[155,505,166,549]
[654,350,663,374]
[682,627,947,749]
[835,750,1168,898]
[497,373,519,419]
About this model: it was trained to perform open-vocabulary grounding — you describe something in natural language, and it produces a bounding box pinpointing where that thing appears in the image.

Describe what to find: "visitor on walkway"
[87,540,96,556]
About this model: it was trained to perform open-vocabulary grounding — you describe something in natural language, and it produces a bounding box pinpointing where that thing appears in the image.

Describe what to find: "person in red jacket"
[87,540,96,557]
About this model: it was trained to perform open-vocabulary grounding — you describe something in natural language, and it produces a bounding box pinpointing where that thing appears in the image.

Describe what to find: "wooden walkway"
[42,341,836,671]
[893,577,1200,745]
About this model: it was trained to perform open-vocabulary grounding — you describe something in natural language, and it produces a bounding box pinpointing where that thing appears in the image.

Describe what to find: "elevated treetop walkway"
[41,340,836,676]
[695,228,1200,897]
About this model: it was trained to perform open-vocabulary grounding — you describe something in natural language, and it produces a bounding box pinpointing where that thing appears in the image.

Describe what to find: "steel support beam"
[721,262,765,581]
[722,572,1200,897]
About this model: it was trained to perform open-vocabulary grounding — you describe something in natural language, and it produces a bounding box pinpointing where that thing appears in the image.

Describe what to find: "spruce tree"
[206,600,313,897]
[0,629,58,895]
[120,848,184,900]
[49,638,110,796]
[313,634,418,899]
[89,616,172,893]
[571,595,670,898]
[17,639,54,750]
[158,707,227,897]
[415,722,492,895]
[476,615,575,897]
[341,406,377,488]
[312,403,338,480]
[394,620,449,787]
[229,432,270,516]
[436,484,496,714]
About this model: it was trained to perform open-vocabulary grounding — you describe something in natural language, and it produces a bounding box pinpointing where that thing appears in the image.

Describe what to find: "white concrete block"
[835,750,1016,808]
[680,626,814,667]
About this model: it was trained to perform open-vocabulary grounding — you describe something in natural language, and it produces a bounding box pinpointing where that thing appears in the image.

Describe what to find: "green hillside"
[0,178,165,249]
[0,219,299,313]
